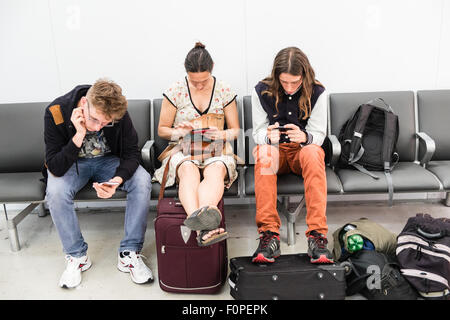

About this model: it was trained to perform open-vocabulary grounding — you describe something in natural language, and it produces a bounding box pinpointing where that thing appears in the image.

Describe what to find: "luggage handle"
[417,227,443,239]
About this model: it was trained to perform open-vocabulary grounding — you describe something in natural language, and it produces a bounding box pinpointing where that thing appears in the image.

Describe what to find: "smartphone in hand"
[100,181,120,186]
[191,128,210,135]
[276,125,291,132]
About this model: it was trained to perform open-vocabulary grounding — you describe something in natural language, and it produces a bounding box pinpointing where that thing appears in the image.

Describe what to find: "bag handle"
[366,97,394,113]
[417,227,444,239]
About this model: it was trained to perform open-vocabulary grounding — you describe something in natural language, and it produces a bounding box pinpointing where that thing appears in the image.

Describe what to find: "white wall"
[1,0,449,104]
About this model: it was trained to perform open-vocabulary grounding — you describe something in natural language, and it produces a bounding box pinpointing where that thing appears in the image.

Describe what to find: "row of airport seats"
[1,90,449,251]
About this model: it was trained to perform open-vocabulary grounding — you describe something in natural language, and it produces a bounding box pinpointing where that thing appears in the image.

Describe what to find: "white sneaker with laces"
[117,251,154,284]
[59,255,92,288]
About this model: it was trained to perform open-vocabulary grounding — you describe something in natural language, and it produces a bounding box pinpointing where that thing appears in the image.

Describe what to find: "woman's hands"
[203,126,225,141]
[173,123,227,141]
[172,121,194,140]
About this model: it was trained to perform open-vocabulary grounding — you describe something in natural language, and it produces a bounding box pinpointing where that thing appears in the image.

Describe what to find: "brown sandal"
[197,230,228,247]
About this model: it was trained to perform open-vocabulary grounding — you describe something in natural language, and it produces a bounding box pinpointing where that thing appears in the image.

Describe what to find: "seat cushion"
[337,162,442,193]
[244,166,342,196]
[151,183,178,199]
[0,172,46,202]
[426,161,450,189]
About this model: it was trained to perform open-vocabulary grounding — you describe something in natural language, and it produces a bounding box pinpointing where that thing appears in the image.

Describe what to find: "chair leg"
[2,204,20,252]
[8,224,21,252]
[278,196,305,246]
[445,192,450,207]
[3,203,39,252]
[37,202,47,217]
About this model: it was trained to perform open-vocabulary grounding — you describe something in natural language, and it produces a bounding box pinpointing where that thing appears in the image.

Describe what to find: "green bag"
[332,218,397,261]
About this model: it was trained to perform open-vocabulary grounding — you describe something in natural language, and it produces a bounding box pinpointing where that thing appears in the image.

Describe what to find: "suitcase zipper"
[159,279,222,291]
[161,244,212,252]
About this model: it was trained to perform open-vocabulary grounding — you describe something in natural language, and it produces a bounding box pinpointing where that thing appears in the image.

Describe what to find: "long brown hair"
[262,47,323,119]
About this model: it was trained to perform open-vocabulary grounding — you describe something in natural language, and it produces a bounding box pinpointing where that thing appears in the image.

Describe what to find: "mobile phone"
[192,128,210,134]
[276,125,291,132]
[100,181,120,186]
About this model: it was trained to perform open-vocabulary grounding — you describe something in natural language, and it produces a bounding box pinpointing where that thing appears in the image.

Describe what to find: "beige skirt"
[152,150,238,190]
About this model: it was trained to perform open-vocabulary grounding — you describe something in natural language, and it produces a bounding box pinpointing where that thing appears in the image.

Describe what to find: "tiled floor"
[1,198,449,300]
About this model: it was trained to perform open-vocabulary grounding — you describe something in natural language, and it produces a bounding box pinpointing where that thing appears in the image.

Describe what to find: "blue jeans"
[46,155,152,257]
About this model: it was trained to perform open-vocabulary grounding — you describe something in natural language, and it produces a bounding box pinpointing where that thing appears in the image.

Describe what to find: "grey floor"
[1,198,449,300]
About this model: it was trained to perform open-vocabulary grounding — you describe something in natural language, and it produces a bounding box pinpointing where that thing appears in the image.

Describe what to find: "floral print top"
[163,76,237,125]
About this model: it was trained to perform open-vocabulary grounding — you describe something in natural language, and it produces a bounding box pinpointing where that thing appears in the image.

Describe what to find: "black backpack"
[396,213,450,300]
[338,98,399,205]
[344,250,418,300]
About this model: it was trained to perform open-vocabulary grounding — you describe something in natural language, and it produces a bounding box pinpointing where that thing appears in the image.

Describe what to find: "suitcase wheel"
[340,261,353,276]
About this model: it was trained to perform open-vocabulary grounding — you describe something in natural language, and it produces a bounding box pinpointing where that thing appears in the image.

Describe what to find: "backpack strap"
[382,111,398,206]
[352,163,380,179]
[382,112,398,170]
[346,104,382,179]
[348,104,374,164]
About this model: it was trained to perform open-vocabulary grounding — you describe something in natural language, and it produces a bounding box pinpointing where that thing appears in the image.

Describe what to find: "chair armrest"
[141,140,155,173]
[416,132,435,166]
[236,128,245,167]
[323,134,341,167]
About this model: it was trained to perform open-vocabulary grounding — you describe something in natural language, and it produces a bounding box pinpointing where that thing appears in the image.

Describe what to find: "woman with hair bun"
[154,42,240,246]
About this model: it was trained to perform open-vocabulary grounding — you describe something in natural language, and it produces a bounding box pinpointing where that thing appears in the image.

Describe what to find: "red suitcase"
[155,197,228,294]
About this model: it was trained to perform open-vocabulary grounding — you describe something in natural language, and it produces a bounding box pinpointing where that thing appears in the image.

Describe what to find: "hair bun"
[194,41,206,49]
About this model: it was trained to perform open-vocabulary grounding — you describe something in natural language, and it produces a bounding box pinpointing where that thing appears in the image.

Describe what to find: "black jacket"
[42,85,141,184]
[254,82,325,144]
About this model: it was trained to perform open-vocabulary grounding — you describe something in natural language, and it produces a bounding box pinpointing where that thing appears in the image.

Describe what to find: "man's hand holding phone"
[93,177,123,199]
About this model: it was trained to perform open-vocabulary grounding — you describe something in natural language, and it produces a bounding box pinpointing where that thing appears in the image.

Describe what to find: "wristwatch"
[300,131,313,147]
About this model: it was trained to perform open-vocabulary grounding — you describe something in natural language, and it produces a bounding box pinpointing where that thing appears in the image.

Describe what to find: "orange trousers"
[253,143,328,236]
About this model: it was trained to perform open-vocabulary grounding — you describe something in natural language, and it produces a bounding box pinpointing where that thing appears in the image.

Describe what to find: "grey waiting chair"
[0,100,153,251]
[417,90,450,206]
[0,102,47,251]
[328,91,441,204]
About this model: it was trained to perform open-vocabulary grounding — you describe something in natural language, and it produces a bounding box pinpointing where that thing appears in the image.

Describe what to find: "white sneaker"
[59,255,92,288]
[117,251,154,284]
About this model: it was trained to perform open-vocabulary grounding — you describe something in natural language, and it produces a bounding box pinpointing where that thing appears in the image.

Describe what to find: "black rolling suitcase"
[229,254,347,300]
